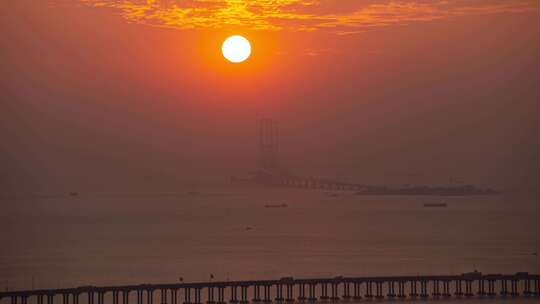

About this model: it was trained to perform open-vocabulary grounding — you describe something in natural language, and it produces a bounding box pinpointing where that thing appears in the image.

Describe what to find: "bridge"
[1,273,539,304]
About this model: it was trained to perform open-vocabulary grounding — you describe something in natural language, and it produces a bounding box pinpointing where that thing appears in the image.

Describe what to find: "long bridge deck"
[1,273,539,303]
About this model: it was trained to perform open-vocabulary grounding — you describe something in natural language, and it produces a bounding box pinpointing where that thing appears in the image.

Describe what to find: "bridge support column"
[62,294,69,304]
[207,287,215,304]
[171,290,178,304]
[139,291,144,304]
[147,290,154,304]
[535,279,540,296]
[397,281,405,299]
[477,280,486,296]
[465,280,473,297]
[262,286,271,304]
[217,287,225,304]
[341,282,350,300]
[98,292,104,304]
[252,285,261,303]
[501,280,508,296]
[352,282,361,300]
[308,284,317,302]
[420,281,428,298]
[240,286,248,304]
[487,280,496,296]
[38,295,44,304]
[375,282,383,299]
[525,279,532,296]
[442,281,451,297]
[387,281,395,298]
[123,290,130,304]
[511,280,519,297]
[275,284,284,302]
[410,281,418,297]
[88,292,94,304]
[432,280,440,297]
[319,283,328,300]
[72,294,79,304]
[455,280,463,296]
[11,296,17,304]
[364,282,373,299]
[160,289,167,304]
[184,288,192,304]
[113,291,119,304]
[194,289,202,304]
[286,284,294,302]
[297,284,306,301]
[330,283,339,301]
[22,296,28,304]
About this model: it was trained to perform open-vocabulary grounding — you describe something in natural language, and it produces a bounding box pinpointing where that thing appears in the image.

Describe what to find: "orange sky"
[1,1,540,193]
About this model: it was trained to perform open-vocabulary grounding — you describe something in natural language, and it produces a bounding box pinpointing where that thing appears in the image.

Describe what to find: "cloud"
[80,0,539,33]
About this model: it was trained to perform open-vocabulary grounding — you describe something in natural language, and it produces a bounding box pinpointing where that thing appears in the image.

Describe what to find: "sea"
[1,184,539,304]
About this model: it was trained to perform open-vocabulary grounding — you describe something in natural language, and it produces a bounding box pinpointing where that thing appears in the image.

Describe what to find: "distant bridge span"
[1,273,539,304]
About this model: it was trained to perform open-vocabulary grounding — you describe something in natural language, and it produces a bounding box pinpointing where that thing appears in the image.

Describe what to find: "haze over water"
[2,185,538,298]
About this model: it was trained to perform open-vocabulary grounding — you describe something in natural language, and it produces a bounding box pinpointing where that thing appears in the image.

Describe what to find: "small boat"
[264,203,288,208]
[423,203,447,207]
[69,192,79,197]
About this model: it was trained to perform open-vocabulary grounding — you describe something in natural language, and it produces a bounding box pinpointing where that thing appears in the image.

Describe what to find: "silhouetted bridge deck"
[1,273,539,304]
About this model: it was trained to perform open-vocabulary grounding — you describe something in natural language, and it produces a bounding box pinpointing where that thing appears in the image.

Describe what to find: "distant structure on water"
[232,116,499,196]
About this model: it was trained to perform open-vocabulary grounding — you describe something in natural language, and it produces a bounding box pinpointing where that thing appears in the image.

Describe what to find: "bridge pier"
[319,283,328,300]
[535,279,540,296]
[62,294,69,304]
[386,281,395,298]
[511,279,519,296]
[160,289,167,304]
[171,290,178,304]
[123,290,130,304]
[432,280,440,297]
[477,279,486,296]
[341,282,350,300]
[98,292,104,304]
[252,285,260,303]
[397,281,405,299]
[147,290,154,304]
[72,293,79,304]
[374,282,383,299]
[184,288,192,304]
[286,284,294,302]
[454,280,463,296]
[275,284,284,302]
[420,281,428,298]
[297,284,306,301]
[239,286,248,304]
[137,290,143,304]
[501,280,508,296]
[442,280,451,297]
[465,280,473,297]
[364,282,373,299]
[262,286,271,304]
[217,287,225,304]
[88,292,94,304]
[113,291,119,304]
[307,284,316,302]
[409,280,418,297]
[487,280,496,296]
[352,282,361,300]
[330,283,339,301]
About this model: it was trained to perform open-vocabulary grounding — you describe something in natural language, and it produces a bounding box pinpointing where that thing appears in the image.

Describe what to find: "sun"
[222,35,251,63]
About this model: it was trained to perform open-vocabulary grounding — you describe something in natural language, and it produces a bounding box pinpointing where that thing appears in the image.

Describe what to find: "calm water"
[1,184,539,304]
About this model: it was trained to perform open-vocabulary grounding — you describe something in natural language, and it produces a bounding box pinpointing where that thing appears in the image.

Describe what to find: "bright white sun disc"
[222,35,251,63]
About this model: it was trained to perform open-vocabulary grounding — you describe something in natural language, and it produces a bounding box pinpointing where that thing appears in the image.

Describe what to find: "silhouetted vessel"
[69,192,78,197]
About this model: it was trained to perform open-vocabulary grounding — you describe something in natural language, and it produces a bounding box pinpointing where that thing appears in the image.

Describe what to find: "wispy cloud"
[80,0,539,33]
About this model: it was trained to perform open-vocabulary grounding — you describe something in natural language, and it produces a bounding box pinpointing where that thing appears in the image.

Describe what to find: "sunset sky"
[1,1,539,193]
